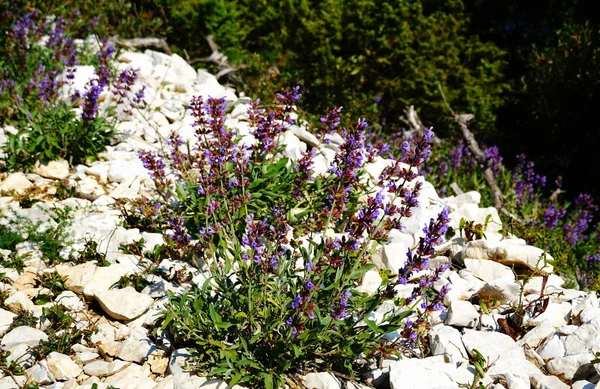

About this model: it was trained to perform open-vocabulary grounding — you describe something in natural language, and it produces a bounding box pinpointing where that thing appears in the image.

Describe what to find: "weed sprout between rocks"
[135,89,449,388]
[0,9,145,170]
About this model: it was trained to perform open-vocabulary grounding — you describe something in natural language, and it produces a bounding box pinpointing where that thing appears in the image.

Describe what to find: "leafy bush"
[0,9,145,170]
[156,0,510,137]
[123,90,452,387]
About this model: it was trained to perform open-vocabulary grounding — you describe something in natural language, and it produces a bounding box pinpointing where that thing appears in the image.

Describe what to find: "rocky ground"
[0,49,599,389]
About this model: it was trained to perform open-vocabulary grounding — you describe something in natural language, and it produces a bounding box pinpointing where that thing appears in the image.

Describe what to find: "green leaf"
[229,373,242,386]
[262,373,274,389]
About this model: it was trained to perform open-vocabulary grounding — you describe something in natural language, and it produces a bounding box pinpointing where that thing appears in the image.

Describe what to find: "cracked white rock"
[95,286,154,321]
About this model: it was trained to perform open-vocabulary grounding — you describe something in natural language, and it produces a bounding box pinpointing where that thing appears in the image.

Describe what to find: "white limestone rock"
[56,262,97,294]
[83,360,130,378]
[537,333,566,361]
[290,125,319,148]
[525,301,571,327]
[462,239,553,273]
[3,291,34,313]
[33,160,70,180]
[0,308,17,336]
[445,300,480,328]
[196,69,237,101]
[563,317,600,356]
[445,191,481,208]
[546,352,597,381]
[104,363,157,389]
[572,380,595,389]
[95,286,154,321]
[1,326,48,349]
[115,338,156,363]
[54,291,86,311]
[461,329,525,363]
[26,361,55,385]
[464,258,515,282]
[477,278,520,304]
[429,325,468,364]
[518,320,555,348]
[302,372,342,389]
[47,352,83,381]
[108,159,148,183]
[388,357,459,389]
[83,263,137,299]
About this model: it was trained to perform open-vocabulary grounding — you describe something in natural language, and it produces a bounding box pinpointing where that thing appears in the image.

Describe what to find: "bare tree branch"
[437,83,522,223]
[112,37,172,55]
[186,35,241,81]
[399,105,441,145]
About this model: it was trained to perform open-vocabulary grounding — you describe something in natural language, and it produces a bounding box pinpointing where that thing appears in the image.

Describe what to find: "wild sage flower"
[80,79,103,121]
[542,204,567,231]
[564,194,598,245]
[513,154,546,207]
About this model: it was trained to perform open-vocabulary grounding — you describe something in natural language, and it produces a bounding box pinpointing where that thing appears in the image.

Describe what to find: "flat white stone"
[104,363,156,389]
[83,263,137,299]
[34,160,70,180]
[518,320,555,348]
[388,357,459,389]
[537,333,566,361]
[83,360,130,378]
[302,372,342,389]
[462,329,524,363]
[56,262,97,294]
[0,308,17,336]
[464,258,515,282]
[115,338,156,363]
[95,286,154,321]
[429,325,468,364]
[0,326,47,349]
[563,317,600,356]
[47,352,83,380]
[26,361,55,385]
[546,352,596,381]
[4,291,34,314]
[477,278,520,305]
[445,300,479,328]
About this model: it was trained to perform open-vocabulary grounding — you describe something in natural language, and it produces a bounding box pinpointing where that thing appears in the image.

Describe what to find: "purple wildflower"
[80,79,103,121]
